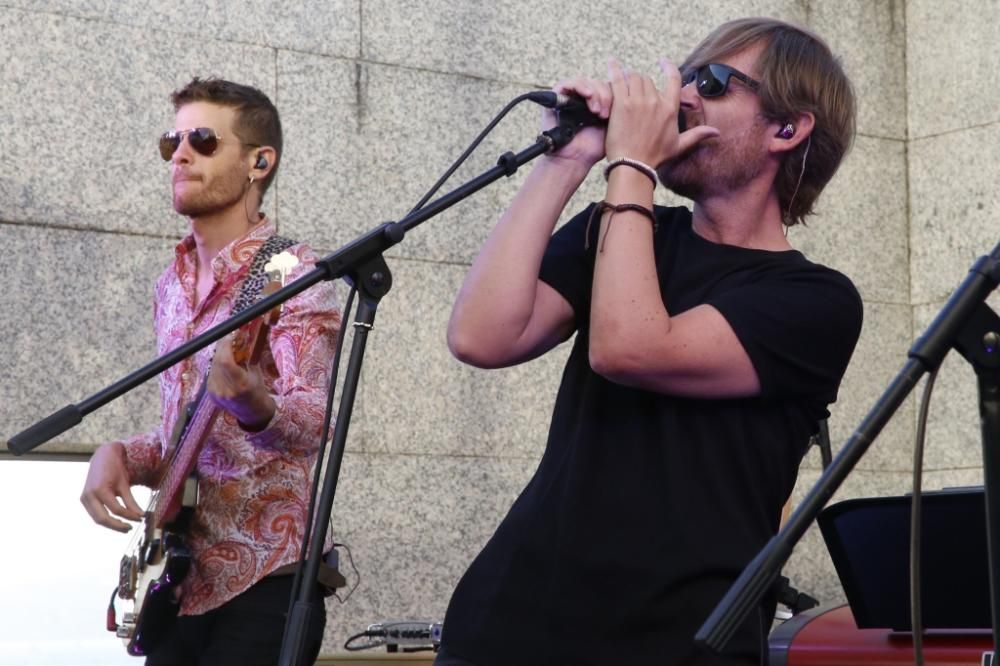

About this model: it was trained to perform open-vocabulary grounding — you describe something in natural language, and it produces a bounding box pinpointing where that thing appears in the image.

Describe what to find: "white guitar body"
[112,476,198,656]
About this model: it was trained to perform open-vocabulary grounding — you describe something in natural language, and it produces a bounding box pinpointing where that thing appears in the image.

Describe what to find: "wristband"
[604,157,658,187]
[585,200,658,252]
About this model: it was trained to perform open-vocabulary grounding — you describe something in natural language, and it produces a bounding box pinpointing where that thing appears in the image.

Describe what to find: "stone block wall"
[2,0,995,654]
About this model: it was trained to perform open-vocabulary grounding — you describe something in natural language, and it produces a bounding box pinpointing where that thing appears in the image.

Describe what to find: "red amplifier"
[769,605,994,665]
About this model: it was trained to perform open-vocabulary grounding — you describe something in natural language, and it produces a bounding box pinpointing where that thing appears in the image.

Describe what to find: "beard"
[659,119,768,201]
[172,167,248,218]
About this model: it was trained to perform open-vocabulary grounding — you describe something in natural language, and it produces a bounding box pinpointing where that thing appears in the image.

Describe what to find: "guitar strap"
[161,233,299,474]
[234,234,347,595]
[231,234,298,315]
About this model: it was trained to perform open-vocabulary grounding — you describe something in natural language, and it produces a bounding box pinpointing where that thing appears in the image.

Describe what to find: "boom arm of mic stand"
[6,126,577,457]
[7,265,331,455]
[696,240,1000,653]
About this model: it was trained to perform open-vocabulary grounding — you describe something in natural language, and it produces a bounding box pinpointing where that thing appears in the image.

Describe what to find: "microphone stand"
[6,122,582,666]
[695,240,1000,656]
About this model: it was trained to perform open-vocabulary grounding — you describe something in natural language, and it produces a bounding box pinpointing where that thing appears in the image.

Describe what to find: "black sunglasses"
[159,127,223,161]
[682,63,760,98]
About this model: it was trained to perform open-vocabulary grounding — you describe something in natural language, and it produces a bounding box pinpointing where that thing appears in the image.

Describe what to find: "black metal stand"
[953,301,1000,646]
[277,255,390,666]
[7,120,581,666]
[772,420,832,618]
[695,240,1000,654]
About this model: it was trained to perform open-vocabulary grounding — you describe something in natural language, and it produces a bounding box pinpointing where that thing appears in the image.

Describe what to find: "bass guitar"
[108,250,299,656]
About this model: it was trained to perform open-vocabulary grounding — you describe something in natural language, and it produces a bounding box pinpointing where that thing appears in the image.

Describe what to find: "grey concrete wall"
[2,0,995,656]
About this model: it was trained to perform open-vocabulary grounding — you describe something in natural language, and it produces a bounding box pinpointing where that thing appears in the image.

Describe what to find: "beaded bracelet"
[603,157,658,187]
[585,200,658,252]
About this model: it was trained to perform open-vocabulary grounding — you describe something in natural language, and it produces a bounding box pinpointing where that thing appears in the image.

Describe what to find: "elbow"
[447,320,498,369]
[589,310,672,384]
[588,338,644,383]
[588,314,640,380]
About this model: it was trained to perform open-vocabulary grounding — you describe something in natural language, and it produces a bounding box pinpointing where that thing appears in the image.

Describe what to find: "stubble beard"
[173,168,248,218]
[659,122,768,201]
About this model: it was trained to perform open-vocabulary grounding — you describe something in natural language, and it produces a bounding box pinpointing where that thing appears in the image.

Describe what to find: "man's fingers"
[117,482,145,520]
[677,125,721,154]
[610,59,668,102]
[589,80,614,118]
[209,333,250,396]
[209,349,257,400]
[607,58,627,97]
[553,77,610,115]
[91,479,143,521]
[79,442,140,532]
[81,492,133,533]
[214,334,234,363]
[659,57,681,91]
[641,72,657,96]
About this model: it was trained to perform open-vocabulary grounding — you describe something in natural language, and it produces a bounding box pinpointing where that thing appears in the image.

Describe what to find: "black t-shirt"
[440,205,863,665]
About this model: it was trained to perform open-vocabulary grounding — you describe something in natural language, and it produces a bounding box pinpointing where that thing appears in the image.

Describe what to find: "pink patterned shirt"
[118,219,341,615]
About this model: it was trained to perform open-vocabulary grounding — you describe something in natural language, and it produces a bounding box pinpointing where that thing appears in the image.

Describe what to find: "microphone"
[526,90,686,132]
[526,90,605,128]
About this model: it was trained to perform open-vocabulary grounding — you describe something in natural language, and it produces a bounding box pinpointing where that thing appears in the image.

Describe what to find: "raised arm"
[207,245,341,452]
[587,59,761,398]
[447,79,612,368]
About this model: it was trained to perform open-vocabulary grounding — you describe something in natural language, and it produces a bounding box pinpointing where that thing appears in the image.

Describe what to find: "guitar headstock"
[231,251,300,366]
[263,251,300,300]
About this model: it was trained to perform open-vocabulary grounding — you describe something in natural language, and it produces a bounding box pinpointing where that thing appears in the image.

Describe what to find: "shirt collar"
[174,217,276,282]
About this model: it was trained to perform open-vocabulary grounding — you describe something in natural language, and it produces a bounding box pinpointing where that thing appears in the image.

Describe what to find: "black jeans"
[145,575,326,666]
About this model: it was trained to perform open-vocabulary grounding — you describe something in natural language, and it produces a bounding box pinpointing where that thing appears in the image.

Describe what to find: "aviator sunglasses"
[682,63,760,98]
[159,127,225,161]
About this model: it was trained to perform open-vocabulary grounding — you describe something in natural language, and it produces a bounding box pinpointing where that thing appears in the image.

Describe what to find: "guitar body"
[111,395,218,656]
[116,476,197,655]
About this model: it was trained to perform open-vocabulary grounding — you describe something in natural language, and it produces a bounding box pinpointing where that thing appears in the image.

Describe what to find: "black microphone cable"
[289,88,546,613]
[343,628,385,652]
[330,540,361,604]
[407,90,569,215]
[910,366,939,666]
[284,283,357,630]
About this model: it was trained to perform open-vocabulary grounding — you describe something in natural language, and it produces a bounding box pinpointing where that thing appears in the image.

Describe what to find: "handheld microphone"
[526,90,686,132]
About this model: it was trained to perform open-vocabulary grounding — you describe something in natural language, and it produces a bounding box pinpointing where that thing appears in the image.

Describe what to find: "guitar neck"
[150,251,295,529]
[153,384,220,528]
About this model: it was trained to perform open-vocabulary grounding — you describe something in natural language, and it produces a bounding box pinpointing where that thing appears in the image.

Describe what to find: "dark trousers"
[145,575,326,666]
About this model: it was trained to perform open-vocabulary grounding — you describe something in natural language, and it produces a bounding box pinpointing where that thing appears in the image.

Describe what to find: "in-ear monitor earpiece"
[777,123,795,140]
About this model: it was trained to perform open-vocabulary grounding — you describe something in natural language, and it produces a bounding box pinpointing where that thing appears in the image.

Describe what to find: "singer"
[438,17,862,666]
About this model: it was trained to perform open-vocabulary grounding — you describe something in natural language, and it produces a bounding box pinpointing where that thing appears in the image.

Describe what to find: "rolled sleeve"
[118,428,164,487]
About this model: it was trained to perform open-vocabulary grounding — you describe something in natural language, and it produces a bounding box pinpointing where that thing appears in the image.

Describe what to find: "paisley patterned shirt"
[118,218,341,615]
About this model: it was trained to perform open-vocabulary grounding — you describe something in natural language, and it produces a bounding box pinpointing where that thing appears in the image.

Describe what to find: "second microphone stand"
[696,241,1000,656]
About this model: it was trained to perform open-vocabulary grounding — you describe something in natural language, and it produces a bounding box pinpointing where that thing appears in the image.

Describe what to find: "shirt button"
[181,372,190,382]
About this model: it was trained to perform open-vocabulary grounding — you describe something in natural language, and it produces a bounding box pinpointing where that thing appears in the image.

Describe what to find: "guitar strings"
[119,261,287,598]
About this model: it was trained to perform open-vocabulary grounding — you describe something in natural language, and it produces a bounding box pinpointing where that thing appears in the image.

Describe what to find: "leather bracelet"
[585,200,658,252]
[604,157,658,187]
